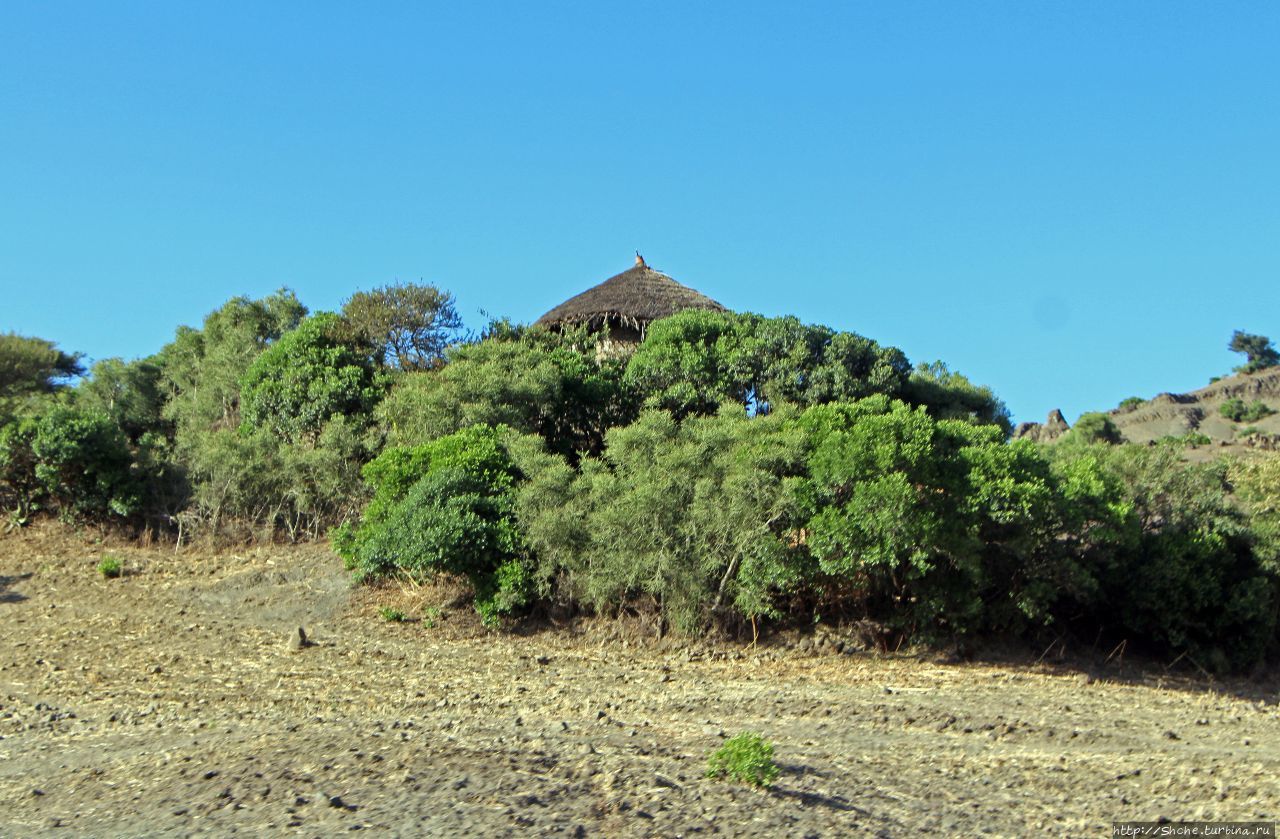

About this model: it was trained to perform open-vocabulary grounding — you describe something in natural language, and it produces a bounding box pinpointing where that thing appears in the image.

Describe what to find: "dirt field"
[1,527,1277,838]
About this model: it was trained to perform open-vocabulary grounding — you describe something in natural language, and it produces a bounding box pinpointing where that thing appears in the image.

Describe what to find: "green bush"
[1231,453,1280,575]
[1220,398,1274,423]
[625,311,911,419]
[1048,444,1277,671]
[706,732,780,787]
[376,326,633,459]
[1158,432,1212,447]
[97,555,123,579]
[906,361,1012,434]
[796,396,1066,636]
[1118,396,1145,411]
[0,405,142,522]
[378,606,407,622]
[240,313,386,442]
[517,408,807,632]
[335,425,533,625]
[1064,412,1123,445]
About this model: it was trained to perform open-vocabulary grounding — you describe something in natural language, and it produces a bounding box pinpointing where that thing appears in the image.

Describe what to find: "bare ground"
[1,527,1278,838]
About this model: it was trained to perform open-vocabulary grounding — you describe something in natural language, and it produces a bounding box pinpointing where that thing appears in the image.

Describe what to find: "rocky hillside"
[1016,367,1280,451]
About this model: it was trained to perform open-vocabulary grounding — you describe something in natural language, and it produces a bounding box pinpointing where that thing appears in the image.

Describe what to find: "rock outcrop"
[1013,409,1070,443]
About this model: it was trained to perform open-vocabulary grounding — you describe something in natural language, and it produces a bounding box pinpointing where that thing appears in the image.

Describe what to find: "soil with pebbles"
[1,527,1278,837]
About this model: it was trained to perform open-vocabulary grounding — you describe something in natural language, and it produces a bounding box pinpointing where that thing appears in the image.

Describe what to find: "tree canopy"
[340,282,464,371]
[1229,330,1279,374]
[0,332,84,410]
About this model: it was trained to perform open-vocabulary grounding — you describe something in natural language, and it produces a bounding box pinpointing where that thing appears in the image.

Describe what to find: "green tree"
[905,361,1012,435]
[0,333,84,422]
[240,312,386,442]
[1229,330,1279,374]
[1048,442,1276,671]
[517,409,808,632]
[76,357,168,443]
[377,326,633,458]
[795,396,1064,636]
[0,333,84,398]
[340,282,464,370]
[624,311,911,419]
[156,289,307,438]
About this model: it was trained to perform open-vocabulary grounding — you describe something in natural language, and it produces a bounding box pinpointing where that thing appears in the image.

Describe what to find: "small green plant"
[706,732,780,788]
[423,605,442,628]
[1238,426,1262,439]
[1118,396,1145,411]
[97,555,122,579]
[378,606,407,622]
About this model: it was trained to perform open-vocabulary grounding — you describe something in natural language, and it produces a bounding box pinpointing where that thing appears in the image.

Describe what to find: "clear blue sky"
[2,1,1277,424]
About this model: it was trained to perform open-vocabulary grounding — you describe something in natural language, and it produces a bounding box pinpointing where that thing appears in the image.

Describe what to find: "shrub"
[1231,453,1280,574]
[1158,432,1212,447]
[1220,399,1274,423]
[906,361,1012,435]
[1048,443,1277,671]
[335,425,534,625]
[1064,412,1123,445]
[97,555,123,579]
[625,311,911,419]
[796,396,1066,636]
[376,327,633,459]
[516,409,807,632]
[378,606,406,622]
[240,312,386,442]
[1,405,142,522]
[706,732,780,787]
[1118,396,1145,411]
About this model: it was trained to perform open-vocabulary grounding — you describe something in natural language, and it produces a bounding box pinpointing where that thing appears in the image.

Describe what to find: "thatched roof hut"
[536,254,727,346]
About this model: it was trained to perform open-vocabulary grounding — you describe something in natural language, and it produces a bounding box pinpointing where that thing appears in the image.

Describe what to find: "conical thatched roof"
[536,256,727,331]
